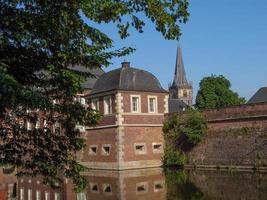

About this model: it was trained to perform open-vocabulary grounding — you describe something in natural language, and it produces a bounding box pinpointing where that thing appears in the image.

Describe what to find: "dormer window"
[104,96,112,115]
[91,98,99,111]
[148,96,157,113]
[131,95,141,113]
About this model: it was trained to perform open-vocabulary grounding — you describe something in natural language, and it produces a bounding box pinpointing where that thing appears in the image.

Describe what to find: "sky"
[86,0,267,102]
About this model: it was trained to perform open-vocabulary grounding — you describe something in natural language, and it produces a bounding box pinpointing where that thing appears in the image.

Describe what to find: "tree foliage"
[163,110,207,166]
[195,75,246,109]
[0,0,189,191]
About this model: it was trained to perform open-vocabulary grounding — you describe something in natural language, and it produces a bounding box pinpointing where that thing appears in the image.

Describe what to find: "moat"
[1,168,267,200]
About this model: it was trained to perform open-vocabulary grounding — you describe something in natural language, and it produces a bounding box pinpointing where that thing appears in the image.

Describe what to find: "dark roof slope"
[69,65,104,89]
[168,99,188,113]
[247,87,267,104]
[91,64,167,94]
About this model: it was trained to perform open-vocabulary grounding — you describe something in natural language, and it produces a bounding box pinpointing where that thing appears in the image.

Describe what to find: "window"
[148,96,157,113]
[26,121,31,130]
[134,143,146,155]
[103,184,112,195]
[101,144,111,156]
[45,192,50,200]
[91,98,99,111]
[104,96,112,115]
[131,95,140,113]
[54,192,60,200]
[89,145,98,156]
[136,182,148,194]
[20,188,24,200]
[90,183,99,193]
[154,181,164,192]
[77,193,87,200]
[183,90,187,97]
[28,189,32,200]
[35,120,40,129]
[152,143,163,153]
[36,191,41,200]
[43,119,48,128]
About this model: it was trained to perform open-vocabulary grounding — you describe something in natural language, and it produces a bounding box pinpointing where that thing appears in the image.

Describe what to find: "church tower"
[169,44,193,106]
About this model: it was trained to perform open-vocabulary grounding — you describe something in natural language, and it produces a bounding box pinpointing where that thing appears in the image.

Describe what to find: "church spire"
[169,42,193,106]
[172,43,188,87]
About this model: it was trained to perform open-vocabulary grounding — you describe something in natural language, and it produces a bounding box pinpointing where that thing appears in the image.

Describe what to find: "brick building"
[79,61,169,169]
[76,44,192,170]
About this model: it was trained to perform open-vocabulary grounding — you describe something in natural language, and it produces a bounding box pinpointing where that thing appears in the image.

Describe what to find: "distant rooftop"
[247,87,267,104]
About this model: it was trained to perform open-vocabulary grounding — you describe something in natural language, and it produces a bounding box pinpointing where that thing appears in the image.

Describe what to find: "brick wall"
[186,103,267,167]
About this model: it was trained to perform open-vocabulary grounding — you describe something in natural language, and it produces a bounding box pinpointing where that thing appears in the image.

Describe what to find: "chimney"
[121,61,130,68]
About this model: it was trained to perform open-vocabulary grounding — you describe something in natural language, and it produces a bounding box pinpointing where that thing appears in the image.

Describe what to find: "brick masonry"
[186,103,267,167]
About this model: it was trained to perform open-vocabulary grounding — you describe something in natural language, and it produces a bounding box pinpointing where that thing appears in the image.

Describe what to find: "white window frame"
[77,192,87,200]
[36,190,41,200]
[28,189,32,200]
[91,98,99,111]
[89,183,99,193]
[154,180,165,192]
[148,96,157,113]
[101,144,111,156]
[131,95,141,113]
[103,183,112,195]
[89,145,98,156]
[136,182,148,194]
[103,96,112,115]
[134,143,147,155]
[45,191,50,200]
[20,188,24,200]
[54,192,60,200]
[152,143,163,153]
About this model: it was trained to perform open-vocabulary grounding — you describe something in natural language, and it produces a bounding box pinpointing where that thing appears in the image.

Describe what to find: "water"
[1,168,267,200]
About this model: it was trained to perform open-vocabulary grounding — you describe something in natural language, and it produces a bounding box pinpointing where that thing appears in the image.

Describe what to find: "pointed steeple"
[172,43,188,87]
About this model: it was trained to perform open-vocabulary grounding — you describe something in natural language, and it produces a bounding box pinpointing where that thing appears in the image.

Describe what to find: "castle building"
[79,62,169,170]
[169,44,193,107]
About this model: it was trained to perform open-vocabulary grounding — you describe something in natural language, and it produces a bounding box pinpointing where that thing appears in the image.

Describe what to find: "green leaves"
[196,75,246,109]
[1,0,189,192]
[163,110,207,166]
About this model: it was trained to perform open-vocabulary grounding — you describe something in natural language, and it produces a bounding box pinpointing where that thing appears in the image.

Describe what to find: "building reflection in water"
[3,168,267,200]
[17,168,166,200]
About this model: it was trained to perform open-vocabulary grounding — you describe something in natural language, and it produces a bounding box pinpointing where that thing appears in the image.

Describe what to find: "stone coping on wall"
[201,102,267,121]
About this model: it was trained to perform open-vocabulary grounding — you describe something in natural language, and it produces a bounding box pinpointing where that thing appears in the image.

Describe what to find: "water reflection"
[1,167,267,200]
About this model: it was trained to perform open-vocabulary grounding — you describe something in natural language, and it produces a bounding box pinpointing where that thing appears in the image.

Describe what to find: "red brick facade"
[80,90,168,169]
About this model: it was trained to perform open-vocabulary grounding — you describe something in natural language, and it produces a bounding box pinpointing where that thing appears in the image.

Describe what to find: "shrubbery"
[163,109,207,166]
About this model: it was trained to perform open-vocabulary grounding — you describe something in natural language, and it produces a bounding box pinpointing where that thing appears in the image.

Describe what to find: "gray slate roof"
[247,87,267,104]
[168,99,188,113]
[172,44,189,87]
[91,65,167,94]
[69,65,104,89]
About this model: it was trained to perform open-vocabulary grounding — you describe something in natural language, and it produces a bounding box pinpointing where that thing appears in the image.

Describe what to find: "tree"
[163,110,207,166]
[195,75,246,109]
[0,0,189,191]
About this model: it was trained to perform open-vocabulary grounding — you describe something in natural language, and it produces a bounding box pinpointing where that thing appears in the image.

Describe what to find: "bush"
[163,110,207,166]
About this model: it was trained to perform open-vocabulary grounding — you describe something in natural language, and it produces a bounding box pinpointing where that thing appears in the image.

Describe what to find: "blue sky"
[87,0,267,102]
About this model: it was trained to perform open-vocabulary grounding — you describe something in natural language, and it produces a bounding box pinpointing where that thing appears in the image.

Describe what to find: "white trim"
[122,112,163,116]
[130,95,141,113]
[136,182,148,194]
[86,124,163,130]
[91,98,99,111]
[89,145,98,156]
[101,144,111,156]
[134,143,147,155]
[89,183,99,193]
[103,96,112,115]
[147,95,158,113]
[152,143,163,153]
